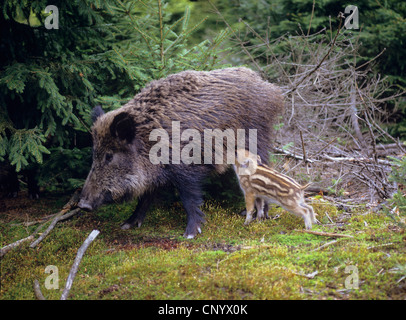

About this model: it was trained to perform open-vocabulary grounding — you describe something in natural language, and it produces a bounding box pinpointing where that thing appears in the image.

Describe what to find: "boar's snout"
[78,199,93,211]
[78,187,114,212]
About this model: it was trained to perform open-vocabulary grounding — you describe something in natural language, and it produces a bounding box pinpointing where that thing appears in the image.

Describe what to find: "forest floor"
[1,190,405,300]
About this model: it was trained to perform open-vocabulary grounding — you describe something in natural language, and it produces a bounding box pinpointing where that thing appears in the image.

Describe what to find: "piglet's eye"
[105,153,113,163]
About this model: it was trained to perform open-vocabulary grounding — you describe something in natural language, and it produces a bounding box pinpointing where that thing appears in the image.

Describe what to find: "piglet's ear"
[109,112,136,143]
[240,159,251,169]
[91,105,105,123]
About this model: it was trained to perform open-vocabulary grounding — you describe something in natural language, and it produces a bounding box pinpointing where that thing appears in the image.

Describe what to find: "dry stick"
[295,229,354,238]
[313,137,338,158]
[7,189,81,233]
[30,208,81,249]
[60,230,100,300]
[307,0,316,36]
[311,239,339,252]
[299,130,310,174]
[300,131,307,164]
[355,48,386,71]
[0,190,80,257]
[321,154,392,166]
[0,235,34,258]
[10,214,57,228]
[28,190,82,249]
[272,146,315,163]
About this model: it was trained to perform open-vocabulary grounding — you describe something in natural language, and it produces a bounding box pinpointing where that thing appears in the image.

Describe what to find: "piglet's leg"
[255,198,266,221]
[244,193,256,226]
[284,203,313,230]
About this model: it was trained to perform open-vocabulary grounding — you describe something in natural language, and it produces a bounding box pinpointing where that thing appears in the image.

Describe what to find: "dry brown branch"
[29,208,81,249]
[272,146,315,163]
[311,239,339,252]
[0,189,82,257]
[295,229,354,238]
[321,155,392,166]
[0,235,34,258]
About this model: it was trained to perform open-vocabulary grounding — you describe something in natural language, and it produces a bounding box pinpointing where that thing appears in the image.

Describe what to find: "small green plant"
[327,178,345,196]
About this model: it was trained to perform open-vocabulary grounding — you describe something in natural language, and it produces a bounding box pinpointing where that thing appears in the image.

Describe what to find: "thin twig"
[295,229,354,238]
[30,208,81,249]
[299,130,307,163]
[307,0,316,36]
[311,239,339,251]
[1,190,81,257]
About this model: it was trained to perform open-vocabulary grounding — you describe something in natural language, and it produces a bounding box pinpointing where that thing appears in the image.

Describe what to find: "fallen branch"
[295,229,354,238]
[30,208,81,249]
[61,230,100,300]
[321,154,392,166]
[311,239,339,252]
[12,191,82,227]
[33,279,46,300]
[0,235,34,258]
[273,146,315,163]
[10,214,58,227]
[33,230,100,300]
[293,270,319,279]
[0,189,82,258]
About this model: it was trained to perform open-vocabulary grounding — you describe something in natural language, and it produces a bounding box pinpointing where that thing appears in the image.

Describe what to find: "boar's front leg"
[121,190,156,230]
[179,187,205,239]
[172,172,206,239]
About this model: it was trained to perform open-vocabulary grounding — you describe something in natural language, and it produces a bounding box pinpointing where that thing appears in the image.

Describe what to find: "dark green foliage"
[203,167,243,203]
[0,0,230,191]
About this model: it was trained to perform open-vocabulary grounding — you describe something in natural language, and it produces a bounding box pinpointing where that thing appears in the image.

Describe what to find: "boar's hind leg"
[121,190,156,230]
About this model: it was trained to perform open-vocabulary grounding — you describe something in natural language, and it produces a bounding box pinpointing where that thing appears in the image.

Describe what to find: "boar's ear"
[91,106,105,123]
[110,112,136,143]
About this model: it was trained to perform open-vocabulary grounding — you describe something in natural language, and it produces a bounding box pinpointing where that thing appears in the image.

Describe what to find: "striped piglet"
[233,149,317,229]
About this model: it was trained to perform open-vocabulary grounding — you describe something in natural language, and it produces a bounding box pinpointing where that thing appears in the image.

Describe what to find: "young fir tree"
[0,0,230,192]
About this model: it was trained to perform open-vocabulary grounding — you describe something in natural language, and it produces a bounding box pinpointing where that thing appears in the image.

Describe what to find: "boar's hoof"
[121,221,142,230]
[121,218,143,230]
[121,223,132,230]
[183,226,202,239]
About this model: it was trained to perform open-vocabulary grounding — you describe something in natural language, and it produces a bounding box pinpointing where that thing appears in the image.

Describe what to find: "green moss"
[1,197,405,300]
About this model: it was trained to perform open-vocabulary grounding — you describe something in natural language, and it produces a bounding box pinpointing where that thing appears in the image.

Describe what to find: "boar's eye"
[105,153,113,163]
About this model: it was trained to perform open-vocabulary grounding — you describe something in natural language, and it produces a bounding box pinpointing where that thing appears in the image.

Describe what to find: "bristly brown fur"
[94,67,283,165]
[79,67,285,238]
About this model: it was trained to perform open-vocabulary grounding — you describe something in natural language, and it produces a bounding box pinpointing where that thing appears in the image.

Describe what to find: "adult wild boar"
[78,67,284,238]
